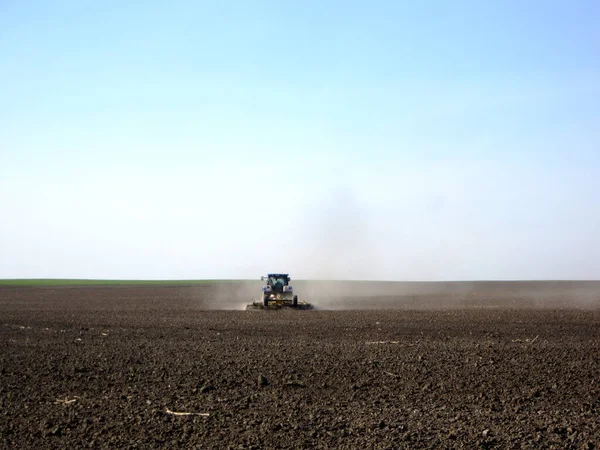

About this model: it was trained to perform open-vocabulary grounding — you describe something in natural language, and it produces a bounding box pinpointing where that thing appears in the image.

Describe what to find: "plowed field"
[1,282,599,449]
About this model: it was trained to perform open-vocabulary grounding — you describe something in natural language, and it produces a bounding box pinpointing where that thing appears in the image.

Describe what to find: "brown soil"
[1,282,599,449]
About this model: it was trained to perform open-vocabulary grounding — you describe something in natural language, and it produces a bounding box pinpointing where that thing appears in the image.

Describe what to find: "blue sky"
[1,1,599,280]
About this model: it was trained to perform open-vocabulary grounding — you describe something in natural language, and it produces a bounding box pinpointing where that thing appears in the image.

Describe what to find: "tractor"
[246,274,313,310]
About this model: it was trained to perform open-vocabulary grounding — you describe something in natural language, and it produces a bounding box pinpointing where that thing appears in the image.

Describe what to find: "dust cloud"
[290,186,382,282]
[190,185,600,311]
[269,280,600,310]
[259,183,599,310]
[192,281,258,310]
[188,280,600,311]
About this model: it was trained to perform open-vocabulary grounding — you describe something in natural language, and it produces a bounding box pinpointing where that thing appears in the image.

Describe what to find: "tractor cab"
[262,274,290,293]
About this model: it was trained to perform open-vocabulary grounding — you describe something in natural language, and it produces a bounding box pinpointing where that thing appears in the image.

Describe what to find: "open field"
[1,281,599,448]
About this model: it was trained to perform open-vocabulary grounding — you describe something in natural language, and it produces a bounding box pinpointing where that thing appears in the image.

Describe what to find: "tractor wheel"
[293,295,298,307]
[263,295,269,307]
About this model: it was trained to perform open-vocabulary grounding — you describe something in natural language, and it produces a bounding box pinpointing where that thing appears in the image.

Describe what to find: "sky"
[1,0,599,280]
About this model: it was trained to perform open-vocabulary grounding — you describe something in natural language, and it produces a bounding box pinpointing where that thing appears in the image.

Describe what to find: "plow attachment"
[246,301,314,311]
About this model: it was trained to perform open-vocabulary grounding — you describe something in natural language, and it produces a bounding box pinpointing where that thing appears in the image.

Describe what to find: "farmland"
[1,281,599,448]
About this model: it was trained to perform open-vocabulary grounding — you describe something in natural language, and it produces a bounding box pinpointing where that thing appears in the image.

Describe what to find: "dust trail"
[293,187,381,282]
[291,281,600,310]
[187,280,600,311]
[189,184,600,310]
[192,281,259,310]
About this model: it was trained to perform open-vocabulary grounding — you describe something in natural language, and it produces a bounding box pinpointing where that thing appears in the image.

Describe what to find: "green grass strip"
[0,279,247,287]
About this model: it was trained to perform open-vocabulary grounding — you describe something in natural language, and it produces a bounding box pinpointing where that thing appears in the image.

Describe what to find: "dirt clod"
[257,374,268,387]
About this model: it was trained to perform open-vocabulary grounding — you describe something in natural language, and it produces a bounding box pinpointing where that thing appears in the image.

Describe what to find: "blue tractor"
[246,274,312,310]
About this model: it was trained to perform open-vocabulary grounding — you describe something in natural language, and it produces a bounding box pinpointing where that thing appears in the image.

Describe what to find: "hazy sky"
[1,1,599,280]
